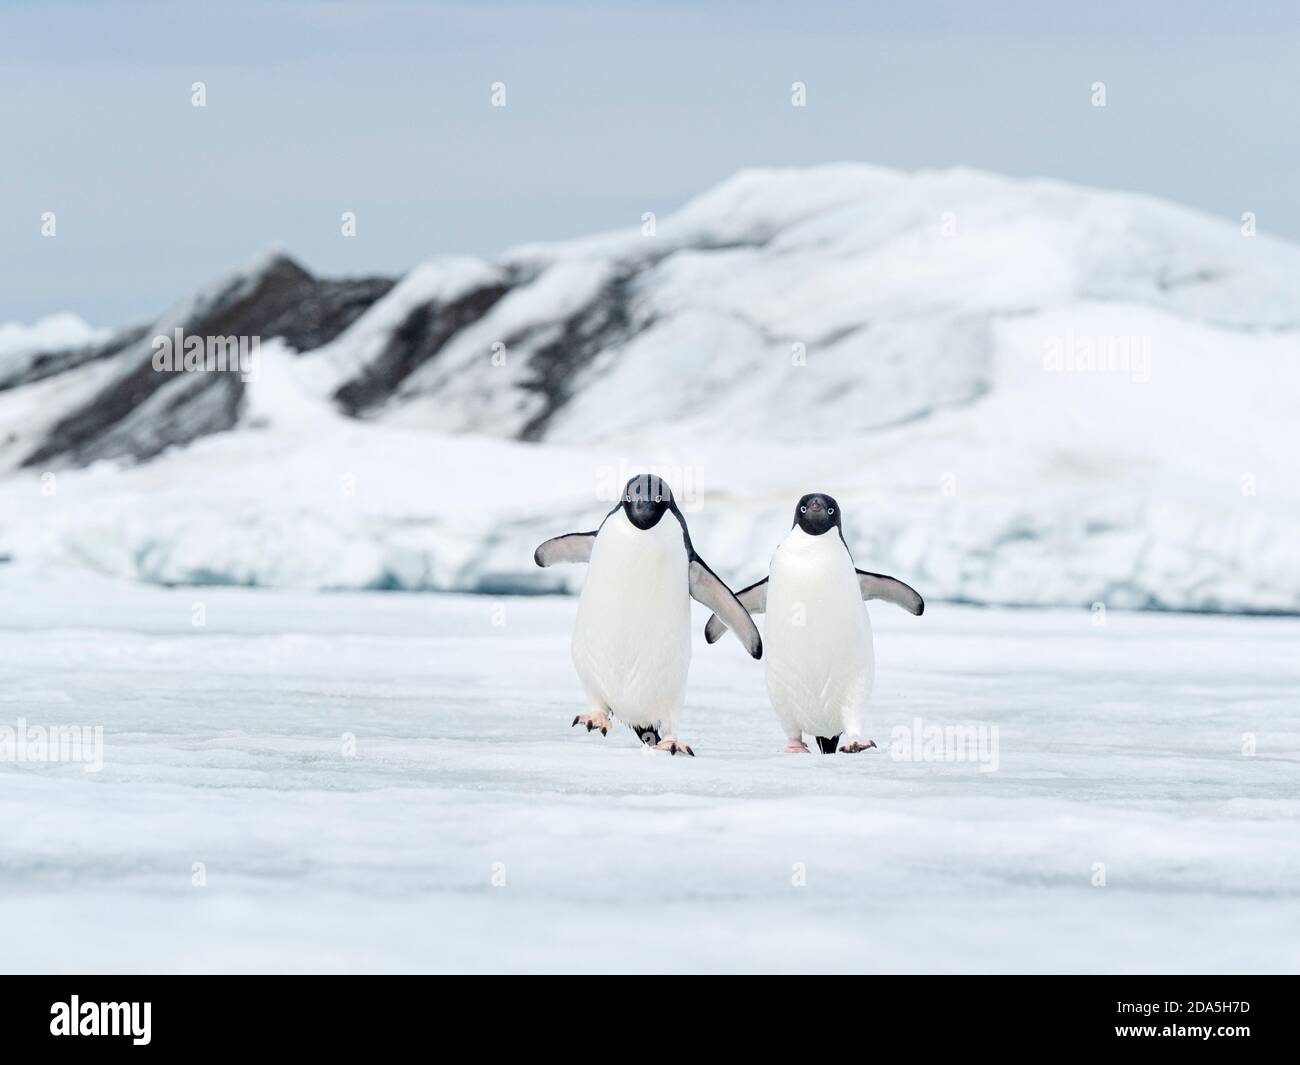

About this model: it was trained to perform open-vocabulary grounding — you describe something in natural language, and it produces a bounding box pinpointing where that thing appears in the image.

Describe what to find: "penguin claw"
[838,738,877,754]
[572,712,612,736]
[654,738,694,757]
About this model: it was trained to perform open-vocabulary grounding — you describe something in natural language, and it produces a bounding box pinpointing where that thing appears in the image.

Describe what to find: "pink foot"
[839,736,877,754]
[572,711,612,735]
[654,736,694,757]
[784,738,811,753]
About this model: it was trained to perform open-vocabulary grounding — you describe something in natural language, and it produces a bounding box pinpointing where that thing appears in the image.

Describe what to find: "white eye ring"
[800,505,807,513]
[828,508,835,515]
[654,496,661,503]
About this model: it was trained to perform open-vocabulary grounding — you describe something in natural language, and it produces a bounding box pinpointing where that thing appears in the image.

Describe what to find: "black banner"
[2,975,1292,1052]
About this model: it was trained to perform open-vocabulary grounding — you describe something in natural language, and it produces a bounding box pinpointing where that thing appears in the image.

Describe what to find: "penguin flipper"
[856,570,924,615]
[703,578,768,644]
[689,561,763,659]
[533,532,597,567]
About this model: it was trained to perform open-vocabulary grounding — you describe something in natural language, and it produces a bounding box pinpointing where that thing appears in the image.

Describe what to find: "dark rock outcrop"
[21,255,393,468]
[516,274,639,441]
[334,280,509,416]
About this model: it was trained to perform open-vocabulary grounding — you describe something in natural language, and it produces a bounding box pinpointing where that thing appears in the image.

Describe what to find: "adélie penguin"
[704,493,923,754]
[534,474,762,756]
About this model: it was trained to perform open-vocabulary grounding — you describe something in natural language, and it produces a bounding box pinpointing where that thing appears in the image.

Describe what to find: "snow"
[1,566,1296,973]
[0,355,124,473]
[0,313,106,365]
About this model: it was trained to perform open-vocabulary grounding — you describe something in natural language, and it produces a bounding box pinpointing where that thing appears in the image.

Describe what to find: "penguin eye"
[654,495,661,503]
[828,508,835,515]
[800,506,807,513]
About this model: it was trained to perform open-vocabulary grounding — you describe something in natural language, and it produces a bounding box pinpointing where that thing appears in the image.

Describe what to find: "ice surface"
[1,566,1296,973]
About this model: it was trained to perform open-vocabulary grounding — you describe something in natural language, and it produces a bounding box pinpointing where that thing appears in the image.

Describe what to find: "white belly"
[571,509,691,729]
[764,528,874,738]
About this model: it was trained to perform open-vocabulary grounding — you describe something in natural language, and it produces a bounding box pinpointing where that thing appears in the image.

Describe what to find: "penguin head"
[621,474,674,530]
[794,492,841,536]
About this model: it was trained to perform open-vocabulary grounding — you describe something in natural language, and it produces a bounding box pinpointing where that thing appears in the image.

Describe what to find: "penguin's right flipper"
[689,562,763,659]
[703,578,768,644]
[533,532,597,567]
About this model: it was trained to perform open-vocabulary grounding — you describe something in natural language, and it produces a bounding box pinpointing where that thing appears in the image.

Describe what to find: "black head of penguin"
[621,474,674,531]
[794,492,841,536]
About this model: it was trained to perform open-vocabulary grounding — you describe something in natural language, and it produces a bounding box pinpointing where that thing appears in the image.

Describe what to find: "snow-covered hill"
[1,164,1297,612]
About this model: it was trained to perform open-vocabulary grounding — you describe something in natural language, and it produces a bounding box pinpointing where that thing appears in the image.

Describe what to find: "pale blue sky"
[3,0,1298,324]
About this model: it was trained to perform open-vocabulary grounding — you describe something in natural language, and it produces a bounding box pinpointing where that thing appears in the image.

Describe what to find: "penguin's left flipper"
[688,561,763,659]
[534,531,597,567]
[703,578,767,645]
[856,571,925,615]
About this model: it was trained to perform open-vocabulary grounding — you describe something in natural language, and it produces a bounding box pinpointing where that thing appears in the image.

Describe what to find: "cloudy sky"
[3,0,1298,324]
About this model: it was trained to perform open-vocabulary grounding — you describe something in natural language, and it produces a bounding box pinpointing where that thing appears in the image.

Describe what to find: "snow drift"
[1,164,1297,612]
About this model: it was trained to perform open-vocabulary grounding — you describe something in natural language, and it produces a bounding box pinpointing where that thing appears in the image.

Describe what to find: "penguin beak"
[808,498,823,513]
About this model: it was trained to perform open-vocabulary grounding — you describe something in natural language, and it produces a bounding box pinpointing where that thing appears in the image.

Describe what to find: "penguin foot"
[572,711,612,735]
[838,737,877,754]
[654,736,694,757]
[784,739,811,753]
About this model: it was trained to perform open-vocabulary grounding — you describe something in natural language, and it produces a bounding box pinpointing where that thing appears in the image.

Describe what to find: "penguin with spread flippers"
[704,493,923,754]
[534,474,761,756]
